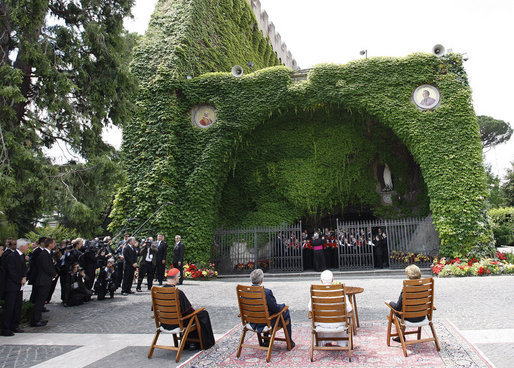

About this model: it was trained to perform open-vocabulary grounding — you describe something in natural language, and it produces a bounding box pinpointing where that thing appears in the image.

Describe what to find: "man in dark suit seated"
[249,268,295,349]
[1,238,29,336]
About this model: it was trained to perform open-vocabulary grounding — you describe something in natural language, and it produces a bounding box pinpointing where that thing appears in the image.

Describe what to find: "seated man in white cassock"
[308,270,353,347]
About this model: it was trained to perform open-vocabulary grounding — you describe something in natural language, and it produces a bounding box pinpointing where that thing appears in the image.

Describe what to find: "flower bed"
[431,252,514,277]
[390,250,432,265]
[234,259,270,271]
[183,262,218,280]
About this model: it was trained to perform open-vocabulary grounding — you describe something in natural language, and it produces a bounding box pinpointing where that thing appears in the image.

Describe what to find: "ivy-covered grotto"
[110,0,493,263]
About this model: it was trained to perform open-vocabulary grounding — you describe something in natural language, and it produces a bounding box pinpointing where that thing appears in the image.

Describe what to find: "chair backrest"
[310,283,350,326]
[401,277,435,321]
[151,286,183,329]
[236,285,271,327]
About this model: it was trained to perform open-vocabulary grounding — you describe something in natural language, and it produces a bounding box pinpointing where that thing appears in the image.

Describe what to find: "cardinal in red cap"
[167,268,180,278]
[160,268,216,350]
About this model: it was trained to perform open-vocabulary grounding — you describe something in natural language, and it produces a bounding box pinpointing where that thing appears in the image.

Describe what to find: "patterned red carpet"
[180,320,491,368]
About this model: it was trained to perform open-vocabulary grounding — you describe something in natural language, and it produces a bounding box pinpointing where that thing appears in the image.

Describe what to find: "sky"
[120,0,513,178]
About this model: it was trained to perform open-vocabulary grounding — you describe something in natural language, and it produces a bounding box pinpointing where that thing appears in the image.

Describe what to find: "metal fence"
[336,217,439,270]
[212,223,303,274]
[213,217,439,274]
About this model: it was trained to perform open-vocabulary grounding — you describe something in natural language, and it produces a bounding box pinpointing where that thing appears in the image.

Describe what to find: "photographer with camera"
[67,262,92,306]
[94,258,117,300]
[136,237,157,291]
[81,241,98,290]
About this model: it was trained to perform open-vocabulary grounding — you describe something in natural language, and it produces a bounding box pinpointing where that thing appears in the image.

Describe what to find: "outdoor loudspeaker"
[231,65,244,77]
[432,44,446,57]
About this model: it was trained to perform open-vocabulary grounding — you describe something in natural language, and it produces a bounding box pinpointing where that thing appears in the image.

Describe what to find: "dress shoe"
[42,307,50,312]
[186,343,198,350]
[136,288,142,292]
[127,290,135,294]
[30,321,47,327]
[121,292,128,296]
[1,330,14,336]
[259,340,269,347]
[12,328,24,333]
[392,337,402,343]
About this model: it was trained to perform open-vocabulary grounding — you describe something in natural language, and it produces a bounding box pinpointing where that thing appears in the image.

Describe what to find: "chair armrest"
[269,305,289,320]
[384,301,403,314]
[181,307,205,321]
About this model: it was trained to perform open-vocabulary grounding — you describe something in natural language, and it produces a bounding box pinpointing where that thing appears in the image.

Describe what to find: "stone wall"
[247,0,299,70]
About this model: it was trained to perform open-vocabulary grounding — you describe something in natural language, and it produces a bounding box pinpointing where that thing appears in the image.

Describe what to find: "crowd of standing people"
[0,233,186,337]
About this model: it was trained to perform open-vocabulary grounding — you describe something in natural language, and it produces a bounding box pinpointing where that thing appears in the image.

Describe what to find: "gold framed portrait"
[191,104,216,128]
[412,85,440,110]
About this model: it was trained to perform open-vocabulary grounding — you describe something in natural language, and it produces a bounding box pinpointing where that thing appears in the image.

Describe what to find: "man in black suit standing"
[27,237,45,304]
[155,233,167,285]
[172,235,185,285]
[1,238,29,336]
[121,237,138,295]
[31,238,57,327]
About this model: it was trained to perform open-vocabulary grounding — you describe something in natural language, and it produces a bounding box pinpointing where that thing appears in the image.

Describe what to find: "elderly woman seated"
[388,264,423,342]
[308,270,353,346]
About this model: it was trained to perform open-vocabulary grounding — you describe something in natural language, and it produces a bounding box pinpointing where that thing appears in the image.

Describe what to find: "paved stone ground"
[0,273,512,367]
[0,345,80,368]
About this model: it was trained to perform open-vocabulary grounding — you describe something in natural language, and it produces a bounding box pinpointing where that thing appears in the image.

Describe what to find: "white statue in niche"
[383,163,393,191]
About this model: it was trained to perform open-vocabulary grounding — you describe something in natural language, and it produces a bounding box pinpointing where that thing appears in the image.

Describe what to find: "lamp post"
[360,50,367,59]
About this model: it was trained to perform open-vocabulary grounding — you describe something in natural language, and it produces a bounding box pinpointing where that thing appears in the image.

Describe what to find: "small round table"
[345,286,364,329]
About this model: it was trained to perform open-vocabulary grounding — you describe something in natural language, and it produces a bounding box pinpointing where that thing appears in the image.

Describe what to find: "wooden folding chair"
[310,284,353,362]
[148,286,204,362]
[385,277,440,357]
[236,285,293,362]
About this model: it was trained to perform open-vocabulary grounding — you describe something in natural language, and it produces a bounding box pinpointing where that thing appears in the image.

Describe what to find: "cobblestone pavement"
[0,345,80,368]
[0,273,512,367]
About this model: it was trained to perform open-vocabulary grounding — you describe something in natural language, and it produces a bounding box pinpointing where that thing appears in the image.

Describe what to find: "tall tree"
[478,115,513,151]
[0,0,136,235]
[502,161,514,207]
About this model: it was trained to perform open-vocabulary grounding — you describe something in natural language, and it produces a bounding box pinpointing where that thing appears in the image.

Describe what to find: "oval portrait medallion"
[412,85,440,110]
[191,104,216,128]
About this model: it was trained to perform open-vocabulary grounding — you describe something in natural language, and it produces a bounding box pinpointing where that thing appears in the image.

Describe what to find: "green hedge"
[111,0,493,262]
[488,207,514,246]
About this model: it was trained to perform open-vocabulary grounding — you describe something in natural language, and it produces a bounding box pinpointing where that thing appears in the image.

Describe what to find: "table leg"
[352,294,360,327]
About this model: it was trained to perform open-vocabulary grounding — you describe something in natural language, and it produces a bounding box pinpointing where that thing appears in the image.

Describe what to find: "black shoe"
[30,321,47,327]
[187,343,198,350]
[1,330,14,336]
[42,307,50,312]
[62,303,69,307]
[392,337,401,343]
[136,288,142,292]
[259,340,270,347]
[127,290,135,294]
[121,292,128,296]
[110,294,114,299]
[12,328,24,333]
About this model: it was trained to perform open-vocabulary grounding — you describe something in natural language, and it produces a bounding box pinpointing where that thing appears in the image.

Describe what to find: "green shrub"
[488,207,514,246]
[25,225,80,243]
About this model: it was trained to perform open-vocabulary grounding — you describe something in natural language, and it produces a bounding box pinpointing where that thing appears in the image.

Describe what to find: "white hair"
[16,238,30,249]
[320,270,333,284]
[313,232,319,240]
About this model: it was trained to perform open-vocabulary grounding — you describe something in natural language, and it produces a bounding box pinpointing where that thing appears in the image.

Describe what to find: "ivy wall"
[111,0,494,262]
